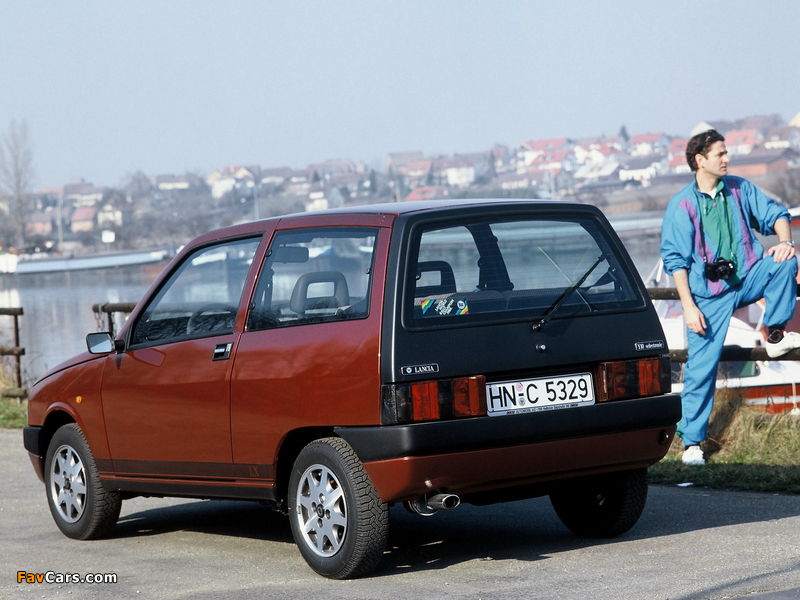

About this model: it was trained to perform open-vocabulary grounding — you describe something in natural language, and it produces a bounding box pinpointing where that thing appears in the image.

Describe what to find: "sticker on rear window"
[420,298,468,317]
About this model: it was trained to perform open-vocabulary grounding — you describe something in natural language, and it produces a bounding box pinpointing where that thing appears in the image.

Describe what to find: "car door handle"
[212,342,233,361]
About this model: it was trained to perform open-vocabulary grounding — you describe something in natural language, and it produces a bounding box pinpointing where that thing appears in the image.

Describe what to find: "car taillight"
[596,356,671,402]
[411,381,439,422]
[453,376,485,417]
[381,376,487,425]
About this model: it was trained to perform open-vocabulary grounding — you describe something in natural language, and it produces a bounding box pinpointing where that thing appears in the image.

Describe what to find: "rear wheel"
[288,437,388,579]
[549,468,648,538]
[44,423,122,540]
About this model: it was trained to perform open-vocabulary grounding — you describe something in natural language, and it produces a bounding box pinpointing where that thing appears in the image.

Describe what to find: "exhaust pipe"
[427,493,460,511]
[404,493,461,517]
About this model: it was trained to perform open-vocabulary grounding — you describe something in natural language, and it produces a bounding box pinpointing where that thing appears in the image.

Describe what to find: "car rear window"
[405,215,641,326]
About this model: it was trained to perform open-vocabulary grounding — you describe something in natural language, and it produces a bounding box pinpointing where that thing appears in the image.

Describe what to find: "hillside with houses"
[15,111,800,256]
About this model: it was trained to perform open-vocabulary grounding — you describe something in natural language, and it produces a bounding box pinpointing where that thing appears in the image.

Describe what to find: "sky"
[1,1,799,190]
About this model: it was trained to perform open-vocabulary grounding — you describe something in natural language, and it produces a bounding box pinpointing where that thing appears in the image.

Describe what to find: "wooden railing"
[0,307,26,396]
[92,302,137,336]
[647,288,680,300]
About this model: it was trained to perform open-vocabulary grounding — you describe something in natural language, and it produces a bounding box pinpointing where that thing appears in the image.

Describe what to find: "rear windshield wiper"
[532,254,607,332]
[537,246,597,311]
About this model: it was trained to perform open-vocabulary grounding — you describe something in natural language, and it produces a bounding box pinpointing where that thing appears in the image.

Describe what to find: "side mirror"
[86,332,114,354]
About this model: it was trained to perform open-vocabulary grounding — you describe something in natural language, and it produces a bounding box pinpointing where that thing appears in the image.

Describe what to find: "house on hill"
[727,148,799,178]
[572,137,623,167]
[619,156,666,186]
[329,172,369,198]
[97,204,123,230]
[63,179,106,207]
[667,154,691,174]
[438,156,481,188]
[70,206,98,233]
[519,137,572,153]
[523,150,577,173]
[404,160,433,188]
[284,171,314,196]
[667,139,688,161]
[573,159,621,183]
[485,144,512,173]
[206,166,259,199]
[25,211,54,238]
[724,129,762,155]
[517,137,572,167]
[259,167,293,188]
[496,172,535,191]
[152,173,204,191]
[628,133,670,156]
[764,125,800,151]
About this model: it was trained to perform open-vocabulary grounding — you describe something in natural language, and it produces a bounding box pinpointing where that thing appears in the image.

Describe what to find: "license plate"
[486,373,594,416]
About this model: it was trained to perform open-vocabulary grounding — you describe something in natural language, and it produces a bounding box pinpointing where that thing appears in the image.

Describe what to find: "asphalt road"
[3,428,800,600]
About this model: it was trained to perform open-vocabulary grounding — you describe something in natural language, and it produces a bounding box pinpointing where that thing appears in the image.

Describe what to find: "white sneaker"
[682,445,705,465]
[766,331,800,358]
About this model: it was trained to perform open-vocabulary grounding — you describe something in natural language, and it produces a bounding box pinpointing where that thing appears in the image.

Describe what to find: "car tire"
[288,437,389,579]
[44,423,122,540]
[549,468,648,538]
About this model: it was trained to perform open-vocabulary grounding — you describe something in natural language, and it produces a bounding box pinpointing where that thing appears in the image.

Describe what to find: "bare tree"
[0,120,35,247]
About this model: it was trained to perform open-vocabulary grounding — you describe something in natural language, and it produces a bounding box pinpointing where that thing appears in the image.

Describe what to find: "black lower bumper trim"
[335,394,681,463]
[23,426,42,456]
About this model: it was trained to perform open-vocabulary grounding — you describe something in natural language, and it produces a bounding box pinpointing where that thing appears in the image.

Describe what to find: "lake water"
[0,233,662,386]
[0,262,169,383]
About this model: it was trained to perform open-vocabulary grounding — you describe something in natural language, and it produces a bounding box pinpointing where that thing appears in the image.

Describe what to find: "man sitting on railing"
[661,129,800,466]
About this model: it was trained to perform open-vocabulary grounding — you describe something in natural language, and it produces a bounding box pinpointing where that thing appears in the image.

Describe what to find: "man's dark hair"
[686,129,725,171]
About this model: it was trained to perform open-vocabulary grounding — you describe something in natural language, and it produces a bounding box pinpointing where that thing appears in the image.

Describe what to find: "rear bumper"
[335,394,680,503]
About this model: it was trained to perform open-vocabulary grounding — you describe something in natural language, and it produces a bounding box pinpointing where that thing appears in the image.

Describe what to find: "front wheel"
[549,468,648,538]
[288,437,388,579]
[44,423,122,540]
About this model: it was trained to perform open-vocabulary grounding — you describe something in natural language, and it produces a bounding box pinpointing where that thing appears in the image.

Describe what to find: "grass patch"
[650,460,800,493]
[0,397,27,429]
[651,386,800,493]
[0,356,30,428]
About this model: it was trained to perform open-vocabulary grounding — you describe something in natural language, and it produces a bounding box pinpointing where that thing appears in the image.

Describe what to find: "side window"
[247,227,378,330]
[131,237,261,345]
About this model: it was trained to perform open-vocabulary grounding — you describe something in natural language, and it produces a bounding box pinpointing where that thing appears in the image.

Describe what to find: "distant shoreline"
[0,248,177,275]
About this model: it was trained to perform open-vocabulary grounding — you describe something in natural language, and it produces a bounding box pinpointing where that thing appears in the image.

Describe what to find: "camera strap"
[696,209,710,265]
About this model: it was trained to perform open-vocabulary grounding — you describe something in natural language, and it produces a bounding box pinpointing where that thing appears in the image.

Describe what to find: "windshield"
[405,215,642,326]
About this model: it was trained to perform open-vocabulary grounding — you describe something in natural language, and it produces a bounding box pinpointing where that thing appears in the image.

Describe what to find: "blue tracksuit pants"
[678,255,798,445]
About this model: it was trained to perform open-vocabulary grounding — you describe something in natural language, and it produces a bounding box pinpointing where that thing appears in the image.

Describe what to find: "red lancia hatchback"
[24,200,680,578]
